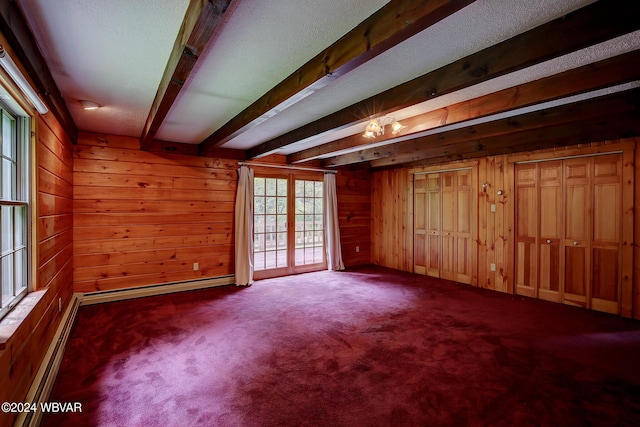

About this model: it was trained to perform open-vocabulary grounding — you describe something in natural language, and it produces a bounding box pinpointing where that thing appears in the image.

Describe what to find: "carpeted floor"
[42,266,640,426]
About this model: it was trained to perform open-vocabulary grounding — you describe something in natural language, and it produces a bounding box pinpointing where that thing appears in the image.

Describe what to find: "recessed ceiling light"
[79,100,100,110]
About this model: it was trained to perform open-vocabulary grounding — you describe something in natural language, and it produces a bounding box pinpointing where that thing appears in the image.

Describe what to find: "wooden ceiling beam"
[322,87,640,167]
[370,112,640,170]
[141,0,233,150]
[249,0,640,159]
[198,0,477,155]
[288,50,640,164]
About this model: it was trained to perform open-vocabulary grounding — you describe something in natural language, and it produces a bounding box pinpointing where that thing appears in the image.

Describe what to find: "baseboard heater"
[81,274,236,306]
[15,293,81,427]
[14,274,235,427]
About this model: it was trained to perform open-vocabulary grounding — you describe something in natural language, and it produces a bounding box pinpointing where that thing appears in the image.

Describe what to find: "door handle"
[573,241,579,246]
[546,239,551,244]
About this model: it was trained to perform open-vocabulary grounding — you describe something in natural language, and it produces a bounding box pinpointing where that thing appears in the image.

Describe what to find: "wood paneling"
[336,169,372,267]
[0,110,74,427]
[73,133,237,293]
[371,139,636,317]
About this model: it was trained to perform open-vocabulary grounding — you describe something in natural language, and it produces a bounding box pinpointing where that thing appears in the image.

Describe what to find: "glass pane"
[295,214,304,231]
[314,214,323,231]
[254,196,265,214]
[2,254,13,302]
[305,215,314,230]
[254,252,265,271]
[304,198,313,214]
[2,206,13,253]
[265,178,277,196]
[295,231,303,247]
[276,250,287,268]
[304,231,313,246]
[315,181,323,198]
[265,214,276,232]
[276,232,287,249]
[305,181,314,197]
[295,198,304,214]
[314,231,324,245]
[265,232,276,251]
[14,248,25,292]
[277,197,287,214]
[266,197,276,214]
[314,246,324,263]
[295,181,304,197]
[265,251,276,269]
[277,179,287,196]
[314,198,323,213]
[14,206,25,247]
[295,247,304,265]
[254,177,265,196]
[2,159,13,199]
[276,214,287,232]
[254,234,265,252]
[254,215,264,233]
[2,113,14,160]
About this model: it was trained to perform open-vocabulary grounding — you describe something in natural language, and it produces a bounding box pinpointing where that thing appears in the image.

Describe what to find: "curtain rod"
[238,161,337,174]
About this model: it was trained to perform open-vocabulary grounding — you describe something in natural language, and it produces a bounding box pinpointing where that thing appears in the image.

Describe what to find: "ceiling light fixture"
[80,100,100,110]
[362,117,406,138]
[0,45,49,114]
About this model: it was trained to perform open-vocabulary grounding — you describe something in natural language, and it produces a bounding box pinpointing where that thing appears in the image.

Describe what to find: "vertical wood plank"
[478,158,488,288]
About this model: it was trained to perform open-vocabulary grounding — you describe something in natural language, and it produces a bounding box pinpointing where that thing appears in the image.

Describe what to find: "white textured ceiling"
[15,0,639,156]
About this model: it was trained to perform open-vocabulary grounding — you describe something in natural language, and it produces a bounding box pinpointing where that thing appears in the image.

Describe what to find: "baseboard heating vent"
[15,293,81,427]
[81,274,236,306]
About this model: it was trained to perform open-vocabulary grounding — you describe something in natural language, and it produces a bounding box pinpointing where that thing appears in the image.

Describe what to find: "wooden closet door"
[515,163,538,297]
[440,172,456,281]
[591,154,622,313]
[455,169,472,284]
[413,174,427,275]
[426,174,441,277]
[537,161,562,302]
[563,158,591,308]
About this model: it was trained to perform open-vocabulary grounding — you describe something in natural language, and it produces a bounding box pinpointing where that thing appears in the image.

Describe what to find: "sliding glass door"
[254,175,325,279]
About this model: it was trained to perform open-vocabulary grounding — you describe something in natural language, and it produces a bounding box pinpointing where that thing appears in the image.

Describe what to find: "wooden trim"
[248,0,640,159]
[634,138,640,319]
[621,146,634,317]
[199,0,476,154]
[141,0,233,149]
[507,140,635,163]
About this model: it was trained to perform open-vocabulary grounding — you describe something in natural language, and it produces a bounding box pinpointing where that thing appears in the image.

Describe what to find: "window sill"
[0,290,46,350]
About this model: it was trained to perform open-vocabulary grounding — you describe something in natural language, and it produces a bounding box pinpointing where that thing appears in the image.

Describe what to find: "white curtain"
[323,173,344,271]
[234,166,254,286]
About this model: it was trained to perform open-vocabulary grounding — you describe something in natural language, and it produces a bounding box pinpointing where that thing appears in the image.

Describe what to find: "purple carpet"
[42,266,640,426]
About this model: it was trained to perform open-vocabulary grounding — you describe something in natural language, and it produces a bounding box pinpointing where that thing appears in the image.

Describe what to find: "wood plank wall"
[371,139,638,318]
[0,112,74,425]
[73,134,371,292]
[73,133,236,292]
[336,168,371,267]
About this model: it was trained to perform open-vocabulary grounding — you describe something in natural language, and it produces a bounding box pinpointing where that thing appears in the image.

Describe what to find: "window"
[253,174,325,279]
[0,102,29,320]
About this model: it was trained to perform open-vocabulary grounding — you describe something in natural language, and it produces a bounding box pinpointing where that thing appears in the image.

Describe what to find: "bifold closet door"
[413,173,440,277]
[414,170,472,284]
[515,154,622,313]
[587,154,622,313]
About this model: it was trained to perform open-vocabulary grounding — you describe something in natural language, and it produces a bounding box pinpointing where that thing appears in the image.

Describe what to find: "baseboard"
[13,274,235,427]
[80,274,236,306]
[13,293,81,427]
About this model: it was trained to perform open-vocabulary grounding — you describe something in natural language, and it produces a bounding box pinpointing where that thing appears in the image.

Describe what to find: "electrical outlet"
[193,262,199,271]
[355,246,360,253]
[58,297,62,312]
[490,204,496,212]
[490,263,496,272]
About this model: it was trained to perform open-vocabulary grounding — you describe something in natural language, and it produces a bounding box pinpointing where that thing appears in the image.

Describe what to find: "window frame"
[0,98,31,321]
